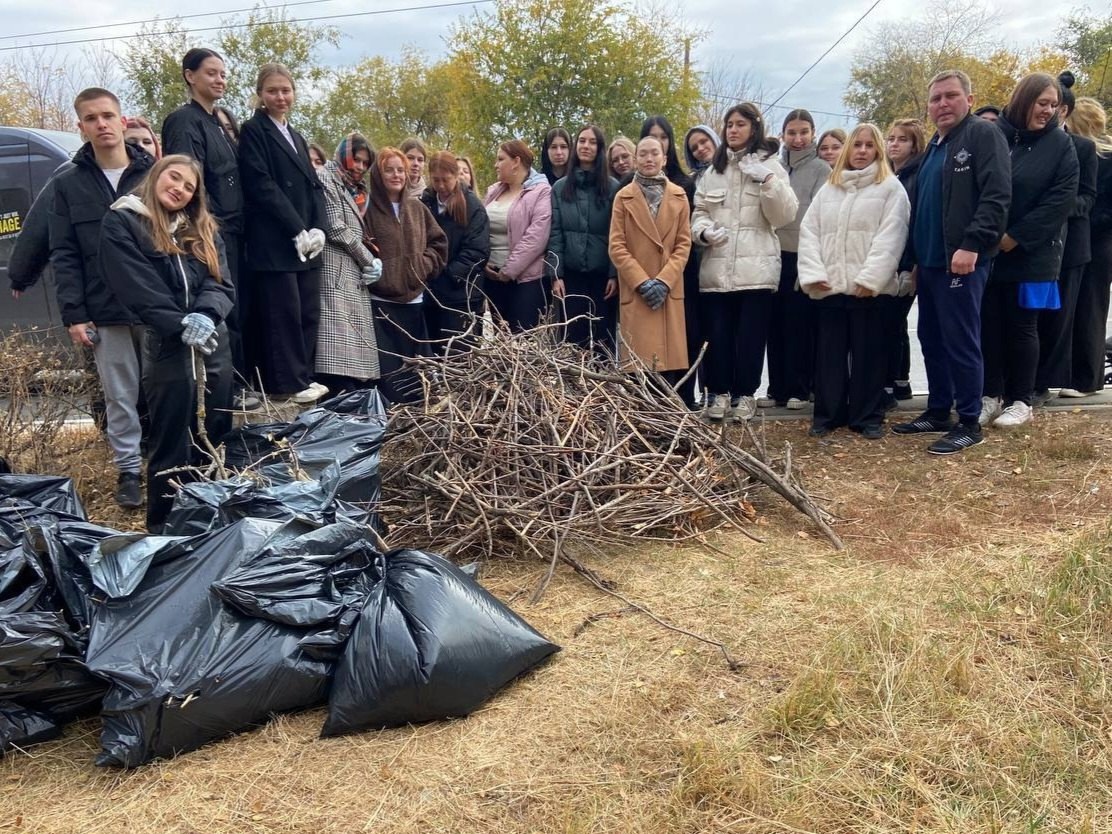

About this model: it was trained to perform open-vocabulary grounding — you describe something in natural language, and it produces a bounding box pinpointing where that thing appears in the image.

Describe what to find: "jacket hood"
[524,168,548,189]
[783,141,819,169]
[683,125,721,172]
[998,111,1061,144]
[73,140,153,172]
[109,194,150,216]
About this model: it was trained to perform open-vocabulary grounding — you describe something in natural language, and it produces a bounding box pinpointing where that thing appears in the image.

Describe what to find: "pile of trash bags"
[0,391,559,767]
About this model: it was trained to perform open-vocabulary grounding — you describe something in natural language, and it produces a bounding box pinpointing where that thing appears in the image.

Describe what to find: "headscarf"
[335,133,373,215]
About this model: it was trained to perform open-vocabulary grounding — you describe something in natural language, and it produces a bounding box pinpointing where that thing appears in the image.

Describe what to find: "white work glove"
[360,258,383,287]
[740,153,774,183]
[293,230,312,261]
[895,270,916,297]
[304,228,326,258]
[703,226,729,247]
[197,332,219,356]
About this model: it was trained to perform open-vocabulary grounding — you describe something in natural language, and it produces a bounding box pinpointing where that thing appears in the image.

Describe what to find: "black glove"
[637,278,669,311]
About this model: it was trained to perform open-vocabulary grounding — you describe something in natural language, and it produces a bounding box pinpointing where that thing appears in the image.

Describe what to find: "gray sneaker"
[978,396,1003,427]
[731,395,757,422]
[705,393,731,421]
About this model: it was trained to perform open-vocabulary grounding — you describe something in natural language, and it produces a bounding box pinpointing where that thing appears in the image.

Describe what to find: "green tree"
[119,7,339,131]
[445,0,702,171]
[1059,11,1112,105]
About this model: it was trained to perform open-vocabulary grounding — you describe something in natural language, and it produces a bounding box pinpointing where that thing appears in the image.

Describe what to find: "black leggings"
[982,280,1039,405]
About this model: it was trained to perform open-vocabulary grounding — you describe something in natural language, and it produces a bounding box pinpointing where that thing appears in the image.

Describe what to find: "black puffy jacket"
[161,101,244,234]
[98,198,234,340]
[48,143,153,325]
[548,171,620,277]
[419,187,490,306]
[992,113,1079,283]
[1062,132,1098,270]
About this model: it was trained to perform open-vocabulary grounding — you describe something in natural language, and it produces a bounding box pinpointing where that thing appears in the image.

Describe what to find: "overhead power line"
[767,0,885,110]
[0,0,337,42]
[0,0,493,53]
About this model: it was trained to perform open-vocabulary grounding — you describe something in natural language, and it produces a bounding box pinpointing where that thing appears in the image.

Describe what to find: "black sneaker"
[1031,389,1051,408]
[891,411,955,435]
[116,472,142,508]
[927,423,984,456]
[893,382,913,400]
[808,424,832,438]
[860,424,884,440]
[882,391,899,413]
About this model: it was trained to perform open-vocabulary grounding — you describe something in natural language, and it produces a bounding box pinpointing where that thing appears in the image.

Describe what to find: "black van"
[0,126,84,332]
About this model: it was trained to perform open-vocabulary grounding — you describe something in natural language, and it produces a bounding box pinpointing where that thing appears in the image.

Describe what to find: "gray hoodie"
[777,142,831,253]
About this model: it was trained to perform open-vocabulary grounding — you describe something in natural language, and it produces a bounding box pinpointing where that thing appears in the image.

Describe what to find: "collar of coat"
[618,179,685,247]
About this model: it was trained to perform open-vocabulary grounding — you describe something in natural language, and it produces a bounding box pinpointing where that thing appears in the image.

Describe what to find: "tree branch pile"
[378,323,842,582]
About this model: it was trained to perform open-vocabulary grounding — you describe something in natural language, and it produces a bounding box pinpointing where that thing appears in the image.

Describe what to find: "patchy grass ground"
[3,410,1112,833]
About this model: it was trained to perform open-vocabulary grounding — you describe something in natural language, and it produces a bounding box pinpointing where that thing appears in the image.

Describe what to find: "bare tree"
[5,47,74,131]
[695,56,766,129]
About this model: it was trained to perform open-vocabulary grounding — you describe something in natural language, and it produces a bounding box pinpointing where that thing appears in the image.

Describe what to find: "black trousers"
[374,299,430,404]
[485,277,547,333]
[676,249,705,407]
[982,280,1039,405]
[1035,264,1084,391]
[141,324,233,530]
[251,269,320,396]
[1070,236,1112,392]
[219,230,249,389]
[423,289,484,355]
[557,269,616,356]
[766,252,816,402]
[886,294,915,387]
[812,295,888,432]
[702,289,773,398]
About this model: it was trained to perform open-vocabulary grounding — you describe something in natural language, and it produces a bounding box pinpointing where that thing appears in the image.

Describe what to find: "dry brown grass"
[3,411,1112,832]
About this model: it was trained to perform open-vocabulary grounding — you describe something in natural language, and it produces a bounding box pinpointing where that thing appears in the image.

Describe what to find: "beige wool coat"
[608,180,692,371]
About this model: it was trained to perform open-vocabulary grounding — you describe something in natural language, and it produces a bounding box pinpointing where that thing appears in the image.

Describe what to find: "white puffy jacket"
[797,163,910,299]
[691,149,799,292]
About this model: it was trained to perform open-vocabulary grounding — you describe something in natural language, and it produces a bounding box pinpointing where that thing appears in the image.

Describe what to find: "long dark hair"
[640,115,685,183]
[712,102,779,175]
[541,127,572,182]
[1003,73,1060,131]
[562,124,610,204]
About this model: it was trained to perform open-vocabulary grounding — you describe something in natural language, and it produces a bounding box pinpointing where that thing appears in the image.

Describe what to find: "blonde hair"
[829,124,893,186]
[1068,97,1112,157]
[136,155,223,281]
[253,63,295,110]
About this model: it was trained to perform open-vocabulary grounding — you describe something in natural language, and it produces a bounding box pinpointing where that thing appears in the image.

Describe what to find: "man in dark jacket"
[893,69,1011,455]
[8,162,74,296]
[49,87,153,507]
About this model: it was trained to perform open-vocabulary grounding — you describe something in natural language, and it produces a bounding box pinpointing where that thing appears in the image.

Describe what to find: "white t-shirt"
[102,167,127,193]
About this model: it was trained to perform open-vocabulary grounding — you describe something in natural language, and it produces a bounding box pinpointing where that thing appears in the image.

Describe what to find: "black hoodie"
[992,113,1079,283]
[48,142,154,326]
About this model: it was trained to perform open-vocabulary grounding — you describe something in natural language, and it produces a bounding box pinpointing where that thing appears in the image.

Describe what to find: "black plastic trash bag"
[162,463,370,538]
[321,549,559,736]
[0,474,85,520]
[84,519,356,768]
[0,611,106,754]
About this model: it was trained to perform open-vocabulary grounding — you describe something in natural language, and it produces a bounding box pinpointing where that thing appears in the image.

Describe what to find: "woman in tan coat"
[609,137,692,379]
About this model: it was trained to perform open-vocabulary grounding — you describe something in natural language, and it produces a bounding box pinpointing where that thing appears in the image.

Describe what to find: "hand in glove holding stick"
[703,226,729,247]
[637,278,669,311]
[197,332,219,356]
[181,312,216,348]
[894,269,916,298]
[739,153,774,184]
[360,258,383,287]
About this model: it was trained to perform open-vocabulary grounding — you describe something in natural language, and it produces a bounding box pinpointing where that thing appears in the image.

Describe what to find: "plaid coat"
[315,161,380,380]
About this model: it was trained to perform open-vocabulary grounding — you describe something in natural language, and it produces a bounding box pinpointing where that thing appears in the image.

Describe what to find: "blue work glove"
[181,312,216,347]
[360,258,383,287]
[637,279,669,311]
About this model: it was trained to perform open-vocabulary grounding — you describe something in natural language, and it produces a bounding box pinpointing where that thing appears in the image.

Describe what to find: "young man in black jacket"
[893,69,1012,455]
[49,87,153,507]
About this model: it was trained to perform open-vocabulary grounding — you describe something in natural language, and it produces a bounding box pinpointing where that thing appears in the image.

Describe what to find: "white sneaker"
[993,400,1032,428]
[731,395,757,422]
[978,396,1003,427]
[307,381,330,398]
[786,397,807,410]
[291,385,325,405]
[756,396,777,408]
[705,393,731,421]
[1058,388,1096,398]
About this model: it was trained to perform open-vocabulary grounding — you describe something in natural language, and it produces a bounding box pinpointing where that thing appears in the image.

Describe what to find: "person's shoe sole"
[927,435,984,455]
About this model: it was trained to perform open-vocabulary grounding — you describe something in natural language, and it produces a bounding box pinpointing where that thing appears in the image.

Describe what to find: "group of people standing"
[9,44,1112,530]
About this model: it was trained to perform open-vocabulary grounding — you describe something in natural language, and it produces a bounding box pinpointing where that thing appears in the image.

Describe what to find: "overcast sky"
[0,0,1070,131]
